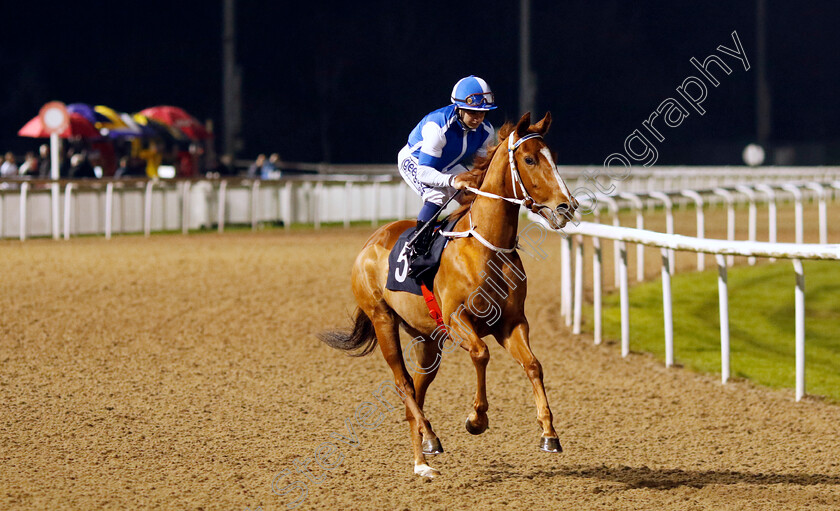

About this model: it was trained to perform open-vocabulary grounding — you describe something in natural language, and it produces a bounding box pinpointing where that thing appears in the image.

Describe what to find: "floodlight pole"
[519,0,536,116]
[756,0,771,148]
[223,0,242,157]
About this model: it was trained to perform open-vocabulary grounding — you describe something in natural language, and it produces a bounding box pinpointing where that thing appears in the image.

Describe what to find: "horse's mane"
[443,121,515,224]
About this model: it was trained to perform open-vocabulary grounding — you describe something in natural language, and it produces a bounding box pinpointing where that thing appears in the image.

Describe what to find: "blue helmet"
[450,75,497,111]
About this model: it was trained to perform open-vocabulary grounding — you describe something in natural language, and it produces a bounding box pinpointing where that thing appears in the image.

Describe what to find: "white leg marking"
[414,463,440,478]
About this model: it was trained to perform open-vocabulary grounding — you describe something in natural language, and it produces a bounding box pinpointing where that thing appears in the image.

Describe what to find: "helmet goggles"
[453,91,495,110]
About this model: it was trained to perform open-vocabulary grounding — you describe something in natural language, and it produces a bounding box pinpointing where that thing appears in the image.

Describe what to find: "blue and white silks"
[398,104,494,205]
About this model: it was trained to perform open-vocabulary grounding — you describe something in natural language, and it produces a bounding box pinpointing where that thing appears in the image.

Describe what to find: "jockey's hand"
[451,172,479,191]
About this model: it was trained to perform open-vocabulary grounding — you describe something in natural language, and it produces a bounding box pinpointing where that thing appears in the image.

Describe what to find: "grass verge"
[589,260,840,402]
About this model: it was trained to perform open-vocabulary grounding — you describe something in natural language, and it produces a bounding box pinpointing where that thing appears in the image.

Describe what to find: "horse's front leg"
[404,326,445,455]
[495,320,562,452]
[453,315,491,435]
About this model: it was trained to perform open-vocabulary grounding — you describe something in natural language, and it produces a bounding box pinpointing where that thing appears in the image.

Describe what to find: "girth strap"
[420,283,447,331]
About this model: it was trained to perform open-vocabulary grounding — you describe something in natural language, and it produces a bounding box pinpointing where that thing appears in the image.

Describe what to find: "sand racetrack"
[2,219,840,510]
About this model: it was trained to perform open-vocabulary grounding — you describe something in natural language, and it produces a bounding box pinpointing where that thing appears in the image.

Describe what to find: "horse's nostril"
[555,201,577,222]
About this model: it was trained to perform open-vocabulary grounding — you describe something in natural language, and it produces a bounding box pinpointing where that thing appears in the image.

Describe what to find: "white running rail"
[561,220,840,402]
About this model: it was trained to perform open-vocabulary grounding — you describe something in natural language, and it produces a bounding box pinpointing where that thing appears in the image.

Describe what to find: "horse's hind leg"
[369,307,441,477]
[404,325,444,455]
[495,320,562,453]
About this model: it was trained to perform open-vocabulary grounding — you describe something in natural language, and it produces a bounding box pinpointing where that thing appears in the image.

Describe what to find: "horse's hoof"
[422,437,444,455]
[539,436,563,453]
[465,415,489,435]
[414,463,440,478]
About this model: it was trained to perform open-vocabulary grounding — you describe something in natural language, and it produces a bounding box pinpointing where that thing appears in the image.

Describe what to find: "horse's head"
[502,112,578,229]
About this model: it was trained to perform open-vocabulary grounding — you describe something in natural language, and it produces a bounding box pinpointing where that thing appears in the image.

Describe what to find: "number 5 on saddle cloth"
[385,216,460,296]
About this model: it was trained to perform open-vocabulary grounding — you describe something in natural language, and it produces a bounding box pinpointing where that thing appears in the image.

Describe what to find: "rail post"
[793,259,805,401]
[182,180,192,235]
[284,181,293,230]
[314,181,323,230]
[105,182,114,239]
[661,248,674,367]
[344,182,352,228]
[832,181,840,203]
[619,241,630,357]
[805,182,827,244]
[561,235,573,326]
[250,180,261,231]
[63,182,74,240]
[649,192,675,273]
[715,254,730,384]
[144,180,154,237]
[572,234,584,334]
[592,208,603,345]
[19,182,29,241]
[371,181,380,227]
[713,188,736,266]
[619,192,645,281]
[51,179,60,240]
[217,180,227,233]
[755,184,777,261]
[735,185,758,265]
[680,189,705,270]
[781,183,804,244]
[599,196,621,287]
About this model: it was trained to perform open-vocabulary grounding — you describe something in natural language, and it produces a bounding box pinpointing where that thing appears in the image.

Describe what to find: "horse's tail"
[317,308,378,357]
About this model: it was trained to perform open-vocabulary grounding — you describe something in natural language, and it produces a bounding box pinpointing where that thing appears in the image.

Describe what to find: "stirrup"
[408,222,433,253]
[407,221,434,277]
[406,248,428,277]
[406,251,427,276]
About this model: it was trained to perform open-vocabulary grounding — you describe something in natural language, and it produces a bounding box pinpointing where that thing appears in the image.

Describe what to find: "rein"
[440,132,556,253]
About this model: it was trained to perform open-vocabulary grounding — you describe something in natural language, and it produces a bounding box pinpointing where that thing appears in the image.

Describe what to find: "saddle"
[385,217,459,296]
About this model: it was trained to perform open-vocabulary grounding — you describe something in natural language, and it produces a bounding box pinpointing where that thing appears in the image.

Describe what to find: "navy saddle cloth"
[385,218,460,296]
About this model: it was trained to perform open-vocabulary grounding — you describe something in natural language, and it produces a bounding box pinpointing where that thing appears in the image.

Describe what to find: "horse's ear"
[533,112,552,135]
[498,122,513,140]
[515,112,532,138]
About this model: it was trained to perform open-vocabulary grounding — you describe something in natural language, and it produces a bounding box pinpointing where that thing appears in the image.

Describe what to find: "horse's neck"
[468,159,520,250]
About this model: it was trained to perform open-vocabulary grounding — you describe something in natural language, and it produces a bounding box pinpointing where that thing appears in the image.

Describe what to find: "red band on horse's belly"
[420,283,447,332]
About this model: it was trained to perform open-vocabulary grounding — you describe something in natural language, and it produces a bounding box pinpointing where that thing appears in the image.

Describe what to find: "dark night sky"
[2,1,839,165]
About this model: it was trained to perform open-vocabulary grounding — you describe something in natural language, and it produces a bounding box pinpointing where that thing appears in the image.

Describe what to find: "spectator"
[138,141,162,178]
[114,156,146,178]
[205,154,236,178]
[264,153,282,179]
[68,153,97,179]
[0,152,18,177]
[37,144,51,178]
[247,154,266,179]
[260,153,277,179]
[218,154,237,176]
[192,143,206,175]
[176,142,196,178]
[114,156,131,178]
[18,152,38,176]
[60,148,78,178]
[90,139,117,176]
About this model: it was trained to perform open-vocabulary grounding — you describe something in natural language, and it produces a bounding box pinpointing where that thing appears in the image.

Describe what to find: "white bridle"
[441,132,571,253]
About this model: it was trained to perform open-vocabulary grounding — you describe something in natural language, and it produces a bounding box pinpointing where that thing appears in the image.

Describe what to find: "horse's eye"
[524,156,536,165]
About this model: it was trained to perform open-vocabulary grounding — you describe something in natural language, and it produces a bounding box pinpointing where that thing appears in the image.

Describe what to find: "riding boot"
[407,220,434,277]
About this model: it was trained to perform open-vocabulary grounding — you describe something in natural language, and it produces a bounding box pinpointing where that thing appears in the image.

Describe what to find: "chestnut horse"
[319,112,577,478]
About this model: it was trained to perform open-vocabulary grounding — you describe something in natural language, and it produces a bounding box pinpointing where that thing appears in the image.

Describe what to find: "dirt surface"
[2,207,840,510]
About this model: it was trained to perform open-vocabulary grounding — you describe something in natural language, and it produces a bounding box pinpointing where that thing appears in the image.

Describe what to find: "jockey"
[399,75,497,273]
